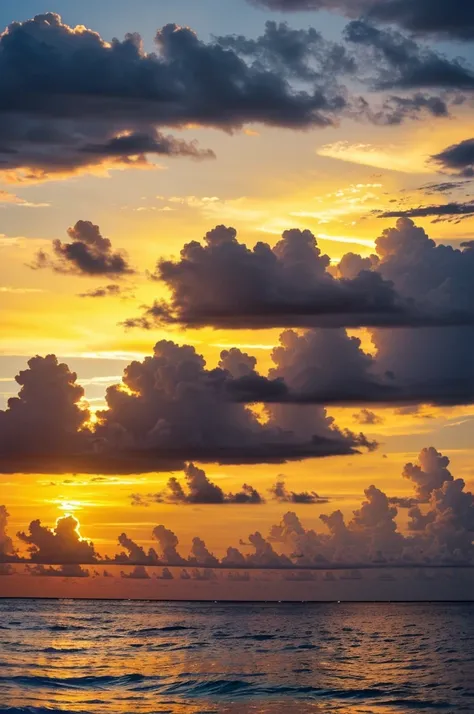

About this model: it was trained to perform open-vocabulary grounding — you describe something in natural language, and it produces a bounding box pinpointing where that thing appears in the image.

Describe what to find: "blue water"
[0,600,473,713]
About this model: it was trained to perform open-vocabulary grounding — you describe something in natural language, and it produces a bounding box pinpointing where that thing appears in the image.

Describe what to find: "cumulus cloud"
[95,339,370,466]
[0,341,373,473]
[26,563,90,577]
[32,221,134,276]
[269,479,329,504]
[157,567,174,580]
[9,447,471,568]
[402,447,453,502]
[113,533,159,564]
[130,223,474,330]
[134,463,264,505]
[0,506,15,560]
[121,565,151,579]
[247,0,474,41]
[0,355,90,461]
[17,515,98,564]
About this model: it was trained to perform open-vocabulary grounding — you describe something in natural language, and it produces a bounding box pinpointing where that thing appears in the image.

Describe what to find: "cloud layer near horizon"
[2,447,473,568]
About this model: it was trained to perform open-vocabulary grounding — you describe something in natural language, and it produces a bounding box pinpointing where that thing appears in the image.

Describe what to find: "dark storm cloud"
[32,221,134,276]
[130,224,465,331]
[248,0,474,42]
[431,139,474,177]
[80,131,215,161]
[17,515,98,564]
[379,201,474,222]
[344,21,474,92]
[0,14,355,179]
[0,12,466,181]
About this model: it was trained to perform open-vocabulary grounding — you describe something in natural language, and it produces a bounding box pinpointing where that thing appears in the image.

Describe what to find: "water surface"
[0,600,473,713]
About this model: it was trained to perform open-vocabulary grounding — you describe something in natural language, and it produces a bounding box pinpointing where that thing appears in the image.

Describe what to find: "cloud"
[26,563,90,577]
[353,409,384,425]
[0,340,371,473]
[269,479,329,504]
[32,221,134,276]
[133,463,264,505]
[378,201,474,222]
[0,14,357,180]
[95,339,370,465]
[121,565,151,579]
[402,447,453,501]
[344,21,474,92]
[8,447,473,567]
[431,138,474,178]
[129,225,443,330]
[247,0,474,41]
[157,567,174,580]
[114,533,159,564]
[0,506,15,559]
[78,284,131,299]
[130,221,474,331]
[0,354,90,459]
[17,514,98,564]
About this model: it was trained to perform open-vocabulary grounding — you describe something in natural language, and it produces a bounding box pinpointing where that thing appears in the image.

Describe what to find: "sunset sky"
[0,0,473,597]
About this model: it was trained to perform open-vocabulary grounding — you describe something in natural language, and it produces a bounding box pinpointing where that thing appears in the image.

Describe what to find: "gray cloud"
[133,463,264,505]
[130,222,474,330]
[248,0,474,41]
[32,221,134,276]
[353,409,384,425]
[431,138,474,177]
[0,14,355,180]
[78,284,130,299]
[0,354,90,459]
[0,13,465,182]
[130,225,446,330]
[269,479,329,504]
[402,447,453,501]
[378,201,474,222]
[7,448,473,568]
[121,565,151,579]
[26,563,90,577]
[344,21,474,92]
[0,339,372,473]
[0,506,15,560]
[95,339,371,465]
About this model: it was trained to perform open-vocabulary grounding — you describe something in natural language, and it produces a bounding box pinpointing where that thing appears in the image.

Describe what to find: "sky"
[0,0,473,600]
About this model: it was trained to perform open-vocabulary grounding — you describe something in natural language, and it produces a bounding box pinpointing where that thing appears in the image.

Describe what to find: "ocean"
[0,600,473,713]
